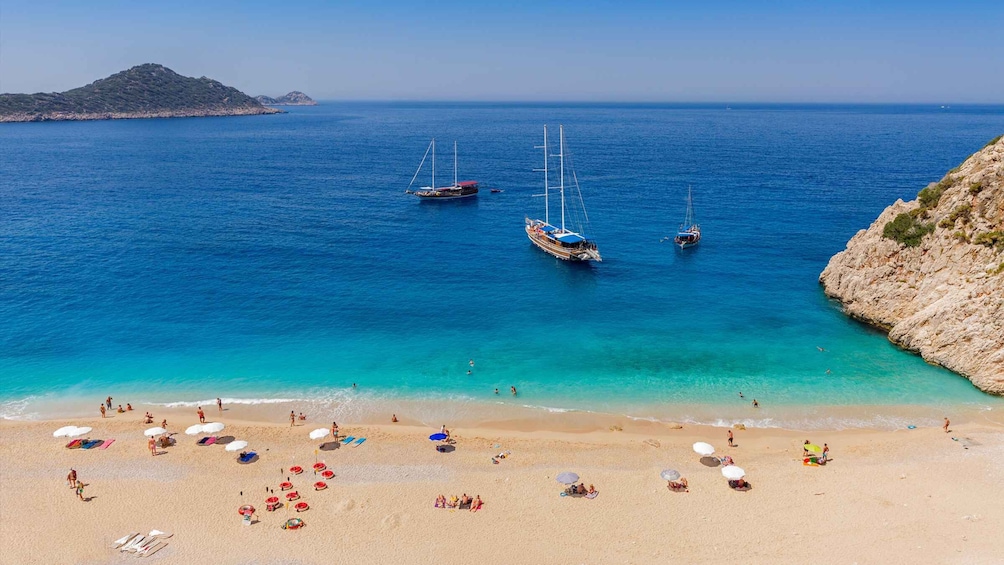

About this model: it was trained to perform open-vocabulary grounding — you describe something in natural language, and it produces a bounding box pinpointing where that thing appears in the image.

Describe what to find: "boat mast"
[685,186,694,227]
[559,125,566,232]
[432,139,436,190]
[454,141,458,187]
[543,125,549,225]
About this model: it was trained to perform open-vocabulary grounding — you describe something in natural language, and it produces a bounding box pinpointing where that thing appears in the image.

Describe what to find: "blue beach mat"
[353,438,366,447]
[341,436,355,444]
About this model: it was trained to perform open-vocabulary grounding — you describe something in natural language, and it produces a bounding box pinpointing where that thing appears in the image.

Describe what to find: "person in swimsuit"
[160,419,167,429]
[752,399,759,408]
[216,397,222,412]
[76,480,85,501]
[117,405,125,413]
[470,495,483,512]
[126,403,133,411]
[728,430,734,447]
[106,396,112,408]
[331,422,339,438]
[494,388,499,395]
[511,386,517,396]
[99,404,106,418]
[67,469,77,488]
[391,414,398,423]
[290,411,296,427]
[197,407,205,423]
[943,417,950,433]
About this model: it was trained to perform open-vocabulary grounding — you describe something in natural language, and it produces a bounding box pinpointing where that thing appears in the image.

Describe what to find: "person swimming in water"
[510,386,517,396]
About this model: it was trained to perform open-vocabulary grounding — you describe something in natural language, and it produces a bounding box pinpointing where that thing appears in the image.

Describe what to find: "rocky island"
[820,135,1004,394]
[255,91,317,106]
[0,64,281,122]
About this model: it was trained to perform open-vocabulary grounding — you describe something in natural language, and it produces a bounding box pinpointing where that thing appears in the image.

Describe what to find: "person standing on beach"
[331,421,339,438]
[99,404,106,418]
[161,418,167,429]
[106,396,112,409]
[66,469,77,488]
[148,437,157,456]
[944,417,950,433]
[728,430,734,447]
[197,407,205,423]
[217,397,223,413]
[290,411,296,427]
[75,480,85,501]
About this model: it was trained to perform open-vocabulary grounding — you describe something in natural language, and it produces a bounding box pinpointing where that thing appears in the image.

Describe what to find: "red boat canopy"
[457,181,479,187]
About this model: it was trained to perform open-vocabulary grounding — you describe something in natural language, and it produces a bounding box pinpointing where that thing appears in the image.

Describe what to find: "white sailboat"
[524,125,601,262]
[405,139,479,200]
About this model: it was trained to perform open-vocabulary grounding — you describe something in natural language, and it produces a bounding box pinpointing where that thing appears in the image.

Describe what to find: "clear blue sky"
[1,0,1002,102]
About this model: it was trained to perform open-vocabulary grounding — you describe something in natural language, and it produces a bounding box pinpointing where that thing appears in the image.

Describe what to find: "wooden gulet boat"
[406,139,479,200]
[674,186,701,249]
[524,125,601,262]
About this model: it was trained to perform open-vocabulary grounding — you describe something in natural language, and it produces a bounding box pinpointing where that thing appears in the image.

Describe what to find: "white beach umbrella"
[225,440,249,452]
[67,427,92,437]
[53,426,79,438]
[308,428,329,441]
[555,472,580,485]
[144,427,167,437]
[693,442,715,457]
[721,466,746,480]
[201,422,225,435]
[660,469,682,481]
[185,424,205,436]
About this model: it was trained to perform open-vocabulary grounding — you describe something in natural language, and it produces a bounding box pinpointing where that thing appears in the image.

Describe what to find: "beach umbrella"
[309,428,329,441]
[555,472,580,485]
[53,426,79,438]
[225,440,249,452]
[144,427,167,437]
[185,424,205,436]
[429,433,448,441]
[721,466,746,480]
[201,422,225,435]
[66,426,92,438]
[660,469,681,481]
[693,442,715,457]
[804,444,822,453]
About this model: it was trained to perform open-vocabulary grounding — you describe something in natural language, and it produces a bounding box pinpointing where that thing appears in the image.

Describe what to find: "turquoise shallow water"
[1,103,1003,426]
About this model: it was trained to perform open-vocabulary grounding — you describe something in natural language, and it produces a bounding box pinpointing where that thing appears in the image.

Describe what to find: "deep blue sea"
[2,103,1003,427]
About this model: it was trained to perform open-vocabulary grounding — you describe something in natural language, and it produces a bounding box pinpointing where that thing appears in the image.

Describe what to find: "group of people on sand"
[99,396,134,417]
[66,469,85,500]
[435,493,483,511]
[563,483,598,497]
[289,411,308,426]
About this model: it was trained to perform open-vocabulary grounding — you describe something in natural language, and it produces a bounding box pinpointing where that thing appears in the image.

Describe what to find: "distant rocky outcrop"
[0,63,281,122]
[820,135,1004,394]
[255,91,316,106]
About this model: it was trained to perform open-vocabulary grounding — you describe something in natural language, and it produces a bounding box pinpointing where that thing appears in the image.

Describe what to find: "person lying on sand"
[668,478,689,491]
[447,496,459,508]
[470,496,483,512]
[459,494,472,509]
[435,494,446,508]
[728,478,751,490]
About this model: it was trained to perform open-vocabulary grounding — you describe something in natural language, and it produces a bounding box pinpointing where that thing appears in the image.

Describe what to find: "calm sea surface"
[2,103,1003,426]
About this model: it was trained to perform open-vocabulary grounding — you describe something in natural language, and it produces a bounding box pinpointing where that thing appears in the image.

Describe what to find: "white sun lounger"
[142,542,167,557]
[120,535,146,552]
[136,540,163,557]
[112,533,139,549]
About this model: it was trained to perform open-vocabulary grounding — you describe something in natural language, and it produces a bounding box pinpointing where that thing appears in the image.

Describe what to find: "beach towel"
[66,439,83,449]
[197,436,216,446]
[239,451,257,463]
[82,440,103,449]
[99,439,115,449]
[353,437,366,447]
[585,491,599,499]
[341,436,356,443]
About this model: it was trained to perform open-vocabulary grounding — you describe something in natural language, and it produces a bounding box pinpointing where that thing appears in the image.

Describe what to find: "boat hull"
[525,223,601,262]
[413,190,478,200]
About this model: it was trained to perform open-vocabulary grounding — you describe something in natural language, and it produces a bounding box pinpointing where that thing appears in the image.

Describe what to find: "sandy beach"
[1,404,1002,565]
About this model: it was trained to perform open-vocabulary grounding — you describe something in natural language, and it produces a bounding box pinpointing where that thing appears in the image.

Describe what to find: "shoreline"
[5,391,1002,433]
[0,106,283,123]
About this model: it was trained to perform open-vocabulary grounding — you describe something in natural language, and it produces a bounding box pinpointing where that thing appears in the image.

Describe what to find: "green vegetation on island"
[0,64,281,122]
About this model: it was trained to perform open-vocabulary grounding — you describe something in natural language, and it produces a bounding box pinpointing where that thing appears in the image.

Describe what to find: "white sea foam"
[0,397,39,420]
[147,397,303,408]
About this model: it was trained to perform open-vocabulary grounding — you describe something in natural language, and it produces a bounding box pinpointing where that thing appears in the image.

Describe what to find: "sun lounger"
[112,533,139,549]
[120,535,145,552]
[142,542,167,557]
[238,451,257,463]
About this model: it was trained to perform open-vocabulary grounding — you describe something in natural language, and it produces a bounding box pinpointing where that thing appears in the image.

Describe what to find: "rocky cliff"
[256,91,317,106]
[820,135,1004,394]
[0,64,281,122]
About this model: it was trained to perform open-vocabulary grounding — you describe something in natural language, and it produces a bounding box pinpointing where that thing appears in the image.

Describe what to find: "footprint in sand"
[381,512,407,529]
[643,439,661,448]
[338,499,356,512]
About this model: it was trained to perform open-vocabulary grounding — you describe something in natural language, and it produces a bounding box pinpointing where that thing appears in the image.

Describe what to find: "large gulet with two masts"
[406,139,479,200]
[524,125,601,262]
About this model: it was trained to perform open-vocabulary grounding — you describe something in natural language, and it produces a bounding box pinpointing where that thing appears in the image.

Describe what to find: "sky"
[1,0,1002,103]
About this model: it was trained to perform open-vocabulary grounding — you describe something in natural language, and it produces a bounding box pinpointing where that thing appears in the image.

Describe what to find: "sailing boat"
[524,125,601,262]
[674,186,701,249]
[405,139,479,200]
